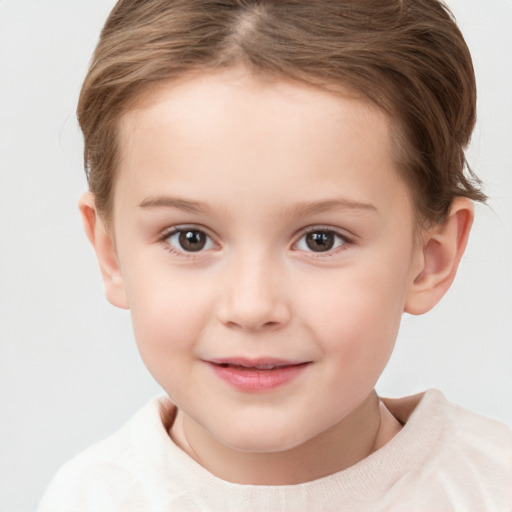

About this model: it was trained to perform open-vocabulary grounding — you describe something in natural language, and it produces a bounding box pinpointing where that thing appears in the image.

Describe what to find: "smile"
[206,358,311,392]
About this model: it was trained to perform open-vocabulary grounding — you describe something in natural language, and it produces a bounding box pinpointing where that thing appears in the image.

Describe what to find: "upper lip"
[206,357,310,369]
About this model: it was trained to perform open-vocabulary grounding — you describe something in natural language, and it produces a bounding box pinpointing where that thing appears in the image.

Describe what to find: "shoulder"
[435,392,512,482]
[386,389,512,511]
[385,389,511,457]
[433,391,512,510]
[37,396,178,512]
[424,389,512,468]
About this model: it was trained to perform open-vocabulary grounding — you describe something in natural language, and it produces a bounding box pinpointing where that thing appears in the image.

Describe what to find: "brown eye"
[178,230,207,251]
[305,231,336,252]
[166,228,214,253]
[295,229,348,254]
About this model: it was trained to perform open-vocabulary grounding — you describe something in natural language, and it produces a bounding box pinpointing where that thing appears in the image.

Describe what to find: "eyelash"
[158,225,217,258]
[295,226,353,257]
[157,225,354,258]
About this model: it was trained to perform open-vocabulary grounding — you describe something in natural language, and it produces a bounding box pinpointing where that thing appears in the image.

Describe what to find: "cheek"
[310,280,403,401]
[302,260,408,361]
[125,267,215,369]
[311,268,404,324]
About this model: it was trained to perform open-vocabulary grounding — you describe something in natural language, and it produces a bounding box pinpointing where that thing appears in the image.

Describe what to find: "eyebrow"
[285,198,378,217]
[138,195,377,216]
[139,196,208,213]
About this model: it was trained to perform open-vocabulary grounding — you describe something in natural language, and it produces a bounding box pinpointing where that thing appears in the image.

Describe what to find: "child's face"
[108,68,424,453]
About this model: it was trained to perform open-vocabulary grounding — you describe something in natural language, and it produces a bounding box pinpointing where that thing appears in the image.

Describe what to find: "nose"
[216,253,291,332]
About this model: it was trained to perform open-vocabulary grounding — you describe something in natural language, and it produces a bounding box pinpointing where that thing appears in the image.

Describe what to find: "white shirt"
[38,390,512,511]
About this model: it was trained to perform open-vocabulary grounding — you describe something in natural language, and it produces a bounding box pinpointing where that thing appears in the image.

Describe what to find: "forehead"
[121,69,388,150]
[114,68,412,220]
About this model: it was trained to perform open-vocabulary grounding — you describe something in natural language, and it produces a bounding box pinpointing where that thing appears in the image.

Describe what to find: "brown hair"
[78,0,485,222]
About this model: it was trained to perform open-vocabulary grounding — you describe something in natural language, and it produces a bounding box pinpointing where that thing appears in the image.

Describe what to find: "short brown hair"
[78,0,485,222]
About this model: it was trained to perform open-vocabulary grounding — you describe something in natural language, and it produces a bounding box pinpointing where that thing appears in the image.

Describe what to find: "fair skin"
[81,68,473,485]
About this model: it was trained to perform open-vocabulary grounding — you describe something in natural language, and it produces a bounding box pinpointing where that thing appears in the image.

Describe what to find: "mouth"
[208,357,309,369]
[217,363,297,370]
[205,358,311,392]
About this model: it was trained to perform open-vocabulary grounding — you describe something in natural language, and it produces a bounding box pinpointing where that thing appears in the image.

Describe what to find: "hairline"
[98,64,431,234]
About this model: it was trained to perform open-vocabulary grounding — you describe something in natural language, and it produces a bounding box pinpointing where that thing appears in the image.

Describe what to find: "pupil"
[306,231,334,252]
[179,230,206,252]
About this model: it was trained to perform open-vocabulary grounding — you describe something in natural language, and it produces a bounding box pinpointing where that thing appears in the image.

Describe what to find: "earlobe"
[404,198,474,315]
[78,192,129,310]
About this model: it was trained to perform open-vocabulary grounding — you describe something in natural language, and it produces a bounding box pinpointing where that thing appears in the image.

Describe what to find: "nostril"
[225,319,280,331]
[216,291,291,331]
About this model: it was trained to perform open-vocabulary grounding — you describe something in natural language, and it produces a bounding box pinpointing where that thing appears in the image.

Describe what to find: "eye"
[166,228,215,253]
[295,229,348,253]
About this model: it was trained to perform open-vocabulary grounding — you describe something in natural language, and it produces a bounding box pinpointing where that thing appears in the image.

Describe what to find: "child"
[38,0,511,510]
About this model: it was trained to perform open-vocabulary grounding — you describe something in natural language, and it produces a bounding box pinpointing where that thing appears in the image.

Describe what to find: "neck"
[170,391,402,485]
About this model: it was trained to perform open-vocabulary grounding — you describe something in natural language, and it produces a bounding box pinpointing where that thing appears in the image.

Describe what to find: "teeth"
[253,364,276,370]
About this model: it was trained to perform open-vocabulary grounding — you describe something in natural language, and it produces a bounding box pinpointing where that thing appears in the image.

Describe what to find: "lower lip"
[208,362,310,392]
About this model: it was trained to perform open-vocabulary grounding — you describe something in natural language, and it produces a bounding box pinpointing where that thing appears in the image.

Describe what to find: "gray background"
[1,1,511,510]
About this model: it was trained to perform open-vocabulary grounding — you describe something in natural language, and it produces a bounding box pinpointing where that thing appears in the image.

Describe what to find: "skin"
[81,67,473,485]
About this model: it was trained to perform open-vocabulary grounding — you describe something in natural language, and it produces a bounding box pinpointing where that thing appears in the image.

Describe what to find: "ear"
[404,197,474,315]
[78,192,129,309]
